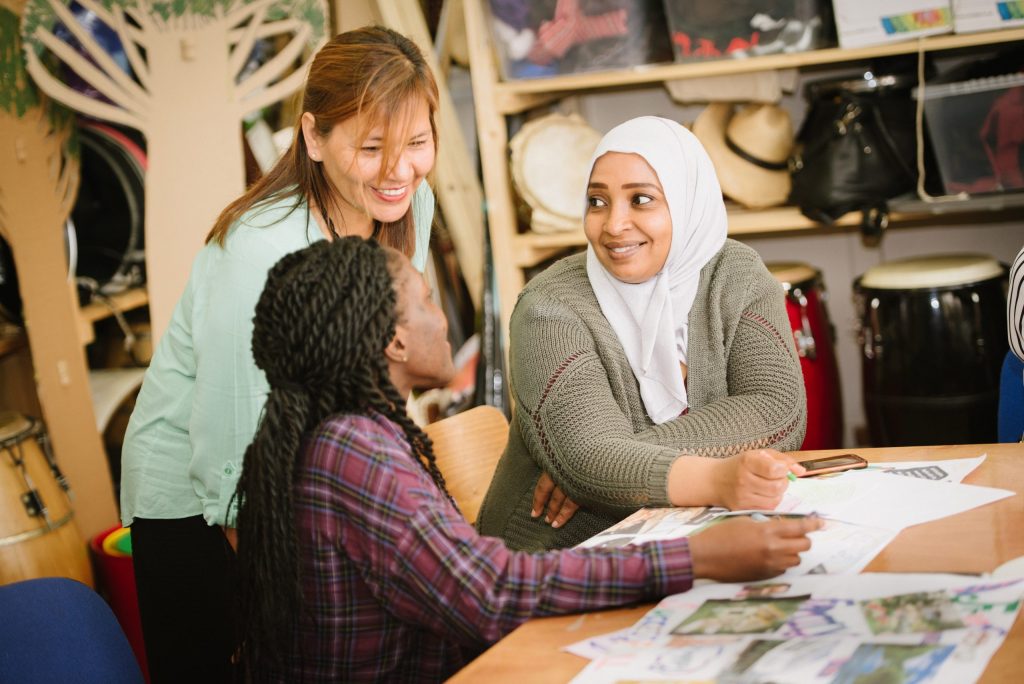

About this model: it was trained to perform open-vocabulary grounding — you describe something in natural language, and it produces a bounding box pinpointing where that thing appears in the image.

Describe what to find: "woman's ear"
[300,112,322,162]
[384,326,410,364]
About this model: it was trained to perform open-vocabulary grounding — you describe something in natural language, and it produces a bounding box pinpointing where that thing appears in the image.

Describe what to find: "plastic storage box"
[953,0,1024,33]
[485,0,672,80]
[916,73,1024,194]
[662,0,834,62]
[832,0,952,48]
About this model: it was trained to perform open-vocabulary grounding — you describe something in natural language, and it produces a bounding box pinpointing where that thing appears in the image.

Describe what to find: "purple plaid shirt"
[276,412,693,682]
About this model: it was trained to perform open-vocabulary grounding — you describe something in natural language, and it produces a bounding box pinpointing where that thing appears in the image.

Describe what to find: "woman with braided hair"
[119,26,441,682]
[233,237,822,683]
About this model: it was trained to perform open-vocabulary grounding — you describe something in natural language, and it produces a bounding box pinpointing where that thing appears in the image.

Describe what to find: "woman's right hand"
[688,518,823,581]
[711,449,804,511]
[688,516,823,582]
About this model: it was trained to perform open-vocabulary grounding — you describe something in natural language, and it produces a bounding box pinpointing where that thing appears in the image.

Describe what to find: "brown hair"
[206,26,440,256]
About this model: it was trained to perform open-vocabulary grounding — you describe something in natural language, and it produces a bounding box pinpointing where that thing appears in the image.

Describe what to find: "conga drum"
[767,262,844,450]
[0,411,93,585]
[854,254,1008,446]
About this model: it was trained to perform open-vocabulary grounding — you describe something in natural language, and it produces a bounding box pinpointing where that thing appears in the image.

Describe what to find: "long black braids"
[234,237,450,681]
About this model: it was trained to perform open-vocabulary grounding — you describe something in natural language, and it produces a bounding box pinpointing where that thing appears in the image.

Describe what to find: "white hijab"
[585,116,727,424]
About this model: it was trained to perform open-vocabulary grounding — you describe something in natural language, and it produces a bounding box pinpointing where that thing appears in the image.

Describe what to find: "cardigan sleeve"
[509,287,683,515]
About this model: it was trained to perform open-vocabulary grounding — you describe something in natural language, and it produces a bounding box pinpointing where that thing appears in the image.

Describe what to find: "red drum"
[0,410,93,586]
[766,262,845,450]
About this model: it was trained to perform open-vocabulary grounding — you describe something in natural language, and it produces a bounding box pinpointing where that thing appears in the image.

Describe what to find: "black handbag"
[790,73,919,234]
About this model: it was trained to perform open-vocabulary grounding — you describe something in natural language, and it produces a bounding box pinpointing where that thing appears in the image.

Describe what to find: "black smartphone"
[797,453,868,477]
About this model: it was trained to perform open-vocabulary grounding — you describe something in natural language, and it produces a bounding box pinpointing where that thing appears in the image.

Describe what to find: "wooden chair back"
[424,405,508,525]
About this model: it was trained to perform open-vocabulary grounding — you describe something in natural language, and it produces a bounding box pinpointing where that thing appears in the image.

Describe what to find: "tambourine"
[509,113,602,234]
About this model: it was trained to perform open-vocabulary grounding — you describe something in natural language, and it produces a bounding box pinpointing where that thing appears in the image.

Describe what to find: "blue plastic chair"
[998,350,1024,443]
[0,577,144,684]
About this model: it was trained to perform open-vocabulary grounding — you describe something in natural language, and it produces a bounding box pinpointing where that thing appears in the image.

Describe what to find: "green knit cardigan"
[477,240,807,551]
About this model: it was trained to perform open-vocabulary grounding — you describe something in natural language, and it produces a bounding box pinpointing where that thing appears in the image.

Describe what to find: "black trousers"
[131,516,238,684]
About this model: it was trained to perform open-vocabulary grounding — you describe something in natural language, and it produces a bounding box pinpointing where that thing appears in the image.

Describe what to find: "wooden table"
[449,443,1024,683]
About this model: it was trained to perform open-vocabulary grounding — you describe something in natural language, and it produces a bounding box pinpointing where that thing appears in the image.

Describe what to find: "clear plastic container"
[915,73,1024,195]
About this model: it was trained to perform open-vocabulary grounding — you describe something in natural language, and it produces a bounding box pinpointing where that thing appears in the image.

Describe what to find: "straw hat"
[691,103,794,209]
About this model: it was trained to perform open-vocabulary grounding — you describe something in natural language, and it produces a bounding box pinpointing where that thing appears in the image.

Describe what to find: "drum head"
[859,254,1004,290]
[72,122,146,298]
[510,113,601,233]
[766,261,818,290]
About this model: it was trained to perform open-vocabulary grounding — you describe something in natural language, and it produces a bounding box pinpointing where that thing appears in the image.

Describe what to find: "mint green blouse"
[119,185,434,527]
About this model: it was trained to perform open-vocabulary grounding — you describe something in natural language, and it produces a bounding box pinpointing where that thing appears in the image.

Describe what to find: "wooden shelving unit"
[492,28,1024,113]
[76,288,149,346]
[461,0,1024,347]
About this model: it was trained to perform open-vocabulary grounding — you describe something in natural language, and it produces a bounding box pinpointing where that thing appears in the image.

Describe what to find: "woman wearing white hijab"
[478,117,807,551]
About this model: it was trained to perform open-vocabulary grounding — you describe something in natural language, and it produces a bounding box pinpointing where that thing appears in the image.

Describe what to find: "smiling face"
[303,97,436,231]
[391,257,455,393]
[584,152,674,284]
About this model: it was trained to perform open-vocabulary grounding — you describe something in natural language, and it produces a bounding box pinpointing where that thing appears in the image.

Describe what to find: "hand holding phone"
[796,453,868,477]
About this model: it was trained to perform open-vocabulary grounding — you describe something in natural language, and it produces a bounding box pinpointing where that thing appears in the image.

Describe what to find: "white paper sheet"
[778,470,1014,530]
[864,455,987,483]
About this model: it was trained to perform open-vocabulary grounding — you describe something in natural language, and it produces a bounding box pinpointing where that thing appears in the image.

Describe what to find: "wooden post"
[462,0,523,356]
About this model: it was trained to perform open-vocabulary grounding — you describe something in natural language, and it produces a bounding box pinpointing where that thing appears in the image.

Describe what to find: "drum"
[767,262,844,450]
[0,410,93,585]
[854,254,1008,446]
[509,112,602,233]
[72,121,147,303]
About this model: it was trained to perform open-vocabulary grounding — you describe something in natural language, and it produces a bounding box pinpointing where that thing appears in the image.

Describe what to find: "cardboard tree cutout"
[20,0,327,340]
[0,0,115,543]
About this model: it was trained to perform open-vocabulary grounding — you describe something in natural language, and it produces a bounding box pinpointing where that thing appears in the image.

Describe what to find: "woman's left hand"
[532,472,580,528]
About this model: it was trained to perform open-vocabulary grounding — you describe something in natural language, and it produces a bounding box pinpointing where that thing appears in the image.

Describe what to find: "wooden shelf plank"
[494,28,1024,113]
[76,287,149,346]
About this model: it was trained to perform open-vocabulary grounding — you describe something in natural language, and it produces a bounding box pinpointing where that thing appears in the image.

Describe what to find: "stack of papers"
[568,455,1021,683]
[579,455,1013,578]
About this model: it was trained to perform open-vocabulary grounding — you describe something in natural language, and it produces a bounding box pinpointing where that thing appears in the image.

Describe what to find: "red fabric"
[980,86,1024,190]
[528,0,628,65]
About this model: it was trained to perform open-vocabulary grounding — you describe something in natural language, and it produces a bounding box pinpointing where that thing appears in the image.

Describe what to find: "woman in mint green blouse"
[118,27,440,683]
